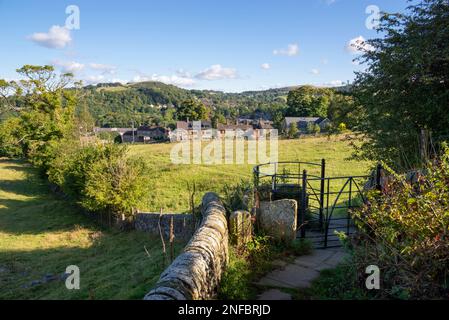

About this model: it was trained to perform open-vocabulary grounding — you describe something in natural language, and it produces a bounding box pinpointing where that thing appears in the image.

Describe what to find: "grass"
[129,135,372,212]
[0,158,184,300]
[218,238,313,300]
[0,134,370,299]
[293,261,372,300]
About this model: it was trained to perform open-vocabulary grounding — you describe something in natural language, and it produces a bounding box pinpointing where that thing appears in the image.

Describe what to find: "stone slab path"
[256,248,346,300]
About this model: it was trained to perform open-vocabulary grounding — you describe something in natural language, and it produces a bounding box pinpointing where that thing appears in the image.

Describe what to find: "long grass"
[129,135,372,212]
[0,159,184,300]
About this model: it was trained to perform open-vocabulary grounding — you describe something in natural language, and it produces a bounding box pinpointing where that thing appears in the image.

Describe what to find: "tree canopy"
[286,86,331,118]
[0,65,78,170]
[175,98,209,121]
[353,0,449,169]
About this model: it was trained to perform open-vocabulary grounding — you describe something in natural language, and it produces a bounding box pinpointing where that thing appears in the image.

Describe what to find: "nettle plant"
[351,144,449,299]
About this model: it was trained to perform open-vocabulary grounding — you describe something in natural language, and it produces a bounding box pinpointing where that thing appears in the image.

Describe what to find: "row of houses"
[170,119,275,142]
[282,117,330,132]
[94,126,170,143]
[93,117,331,144]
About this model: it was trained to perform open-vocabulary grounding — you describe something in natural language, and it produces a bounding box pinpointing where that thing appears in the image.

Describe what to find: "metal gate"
[254,160,381,249]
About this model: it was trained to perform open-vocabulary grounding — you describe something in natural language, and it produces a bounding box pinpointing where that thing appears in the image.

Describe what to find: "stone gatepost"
[259,199,297,242]
[229,210,252,247]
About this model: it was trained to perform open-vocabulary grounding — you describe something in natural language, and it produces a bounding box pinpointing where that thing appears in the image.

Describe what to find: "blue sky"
[0,0,412,92]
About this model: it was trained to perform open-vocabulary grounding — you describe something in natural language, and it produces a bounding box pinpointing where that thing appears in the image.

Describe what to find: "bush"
[0,117,24,158]
[287,123,299,139]
[350,145,449,299]
[82,149,148,217]
[221,180,254,214]
[306,122,321,135]
[219,235,273,300]
[48,143,149,219]
[219,235,312,300]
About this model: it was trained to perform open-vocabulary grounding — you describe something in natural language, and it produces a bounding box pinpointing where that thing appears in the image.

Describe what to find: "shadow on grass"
[0,231,184,300]
[0,158,186,299]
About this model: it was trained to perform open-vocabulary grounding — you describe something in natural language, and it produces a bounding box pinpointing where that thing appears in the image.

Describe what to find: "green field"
[130,135,372,212]
[0,135,370,299]
[0,159,184,300]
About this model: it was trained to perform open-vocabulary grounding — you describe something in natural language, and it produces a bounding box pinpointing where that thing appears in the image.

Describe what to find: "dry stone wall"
[144,193,229,300]
[135,212,194,241]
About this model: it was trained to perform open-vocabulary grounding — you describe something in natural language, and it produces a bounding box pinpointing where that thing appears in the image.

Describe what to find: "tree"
[306,122,321,135]
[353,0,449,169]
[0,65,79,170]
[327,93,361,128]
[176,98,208,121]
[286,86,331,117]
[77,103,95,137]
[211,113,226,129]
[287,122,299,139]
[338,122,347,133]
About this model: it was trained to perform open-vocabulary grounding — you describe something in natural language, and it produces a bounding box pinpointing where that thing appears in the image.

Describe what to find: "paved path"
[256,248,346,300]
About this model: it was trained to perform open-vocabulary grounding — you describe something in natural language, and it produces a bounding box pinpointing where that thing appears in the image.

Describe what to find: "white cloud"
[273,43,299,57]
[111,78,128,84]
[176,69,192,78]
[133,74,196,87]
[322,80,346,87]
[153,74,196,87]
[346,36,374,54]
[28,25,72,49]
[261,63,271,70]
[84,75,106,85]
[195,64,238,80]
[310,69,320,75]
[89,63,117,74]
[52,60,85,73]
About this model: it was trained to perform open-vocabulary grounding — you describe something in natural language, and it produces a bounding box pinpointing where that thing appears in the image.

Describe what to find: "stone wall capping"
[144,192,229,300]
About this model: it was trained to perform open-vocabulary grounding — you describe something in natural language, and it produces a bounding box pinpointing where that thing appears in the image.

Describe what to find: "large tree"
[0,65,79,170]
[353,0,449,169]
[175,98,208,121]
[286,86,331,118]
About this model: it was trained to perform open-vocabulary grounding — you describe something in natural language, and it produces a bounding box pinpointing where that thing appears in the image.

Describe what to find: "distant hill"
[75,81,353,127]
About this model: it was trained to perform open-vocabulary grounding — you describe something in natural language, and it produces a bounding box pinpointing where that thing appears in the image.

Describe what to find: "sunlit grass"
[129,135,372,212]
[0,159,184,300]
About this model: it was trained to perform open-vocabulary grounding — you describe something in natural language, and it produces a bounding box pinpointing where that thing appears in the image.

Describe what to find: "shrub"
[287,123,299,139]
[0,117,24,158]
[48,143,149,219]
[221,180,254,214]
[81,148,149,218]
[338,122,347,133]
[350,145,449,299]
[306,122,321,135]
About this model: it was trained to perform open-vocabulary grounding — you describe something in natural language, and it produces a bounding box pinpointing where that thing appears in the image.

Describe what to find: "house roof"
[176,120,212,130]
[217,123,253,131]
[94,127,133,133]
[123,130,136,136]
[137,125,168,132]
[176,121,189,130]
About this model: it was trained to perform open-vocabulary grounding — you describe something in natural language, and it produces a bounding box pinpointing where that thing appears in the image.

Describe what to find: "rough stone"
[259,200,297,242]
[135,212,194,241]
[257,264,319,289]
[144,192,228,300]
[258,289,292,300]
[257,247,347,298]
[229,210,252,247]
